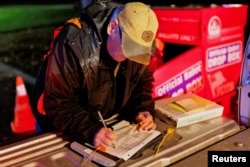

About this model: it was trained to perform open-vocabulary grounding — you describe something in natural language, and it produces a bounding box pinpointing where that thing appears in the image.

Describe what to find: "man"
[33,1,159,149]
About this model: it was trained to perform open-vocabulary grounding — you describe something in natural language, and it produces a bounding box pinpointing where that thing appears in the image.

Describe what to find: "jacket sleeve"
[43,25,102,145]
[127,65,156,121]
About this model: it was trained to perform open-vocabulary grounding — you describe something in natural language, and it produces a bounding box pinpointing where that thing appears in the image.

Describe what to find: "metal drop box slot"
[0,116,248,167]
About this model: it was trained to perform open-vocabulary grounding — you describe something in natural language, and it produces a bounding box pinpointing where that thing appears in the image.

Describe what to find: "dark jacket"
[33,1,156,145]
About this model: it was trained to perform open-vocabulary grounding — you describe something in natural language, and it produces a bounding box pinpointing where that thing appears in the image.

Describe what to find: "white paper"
[105,120,161,161]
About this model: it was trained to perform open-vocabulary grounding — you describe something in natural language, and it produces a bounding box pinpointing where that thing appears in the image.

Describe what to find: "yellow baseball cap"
[118,2,159,65]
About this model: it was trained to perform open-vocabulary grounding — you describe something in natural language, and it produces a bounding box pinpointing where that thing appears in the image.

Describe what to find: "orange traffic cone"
[11,76,36,133]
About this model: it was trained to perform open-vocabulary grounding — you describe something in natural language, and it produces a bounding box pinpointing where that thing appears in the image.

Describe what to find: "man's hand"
[94,127,116,149]
[136,111,156,131]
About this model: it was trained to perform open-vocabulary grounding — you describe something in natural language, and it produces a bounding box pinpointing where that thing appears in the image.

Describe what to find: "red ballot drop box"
[151,4,248,120]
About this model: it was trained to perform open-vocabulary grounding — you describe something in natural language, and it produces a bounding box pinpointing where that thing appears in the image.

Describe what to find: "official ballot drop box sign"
[151,4,248,118]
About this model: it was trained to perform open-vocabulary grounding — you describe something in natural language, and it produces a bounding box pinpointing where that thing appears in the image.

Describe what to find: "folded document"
[155,93,224,128]
[71,120,161,164]
[105,120,161,161]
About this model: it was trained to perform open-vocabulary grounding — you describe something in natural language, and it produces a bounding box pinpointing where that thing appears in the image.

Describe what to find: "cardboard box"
[151,4,248,117]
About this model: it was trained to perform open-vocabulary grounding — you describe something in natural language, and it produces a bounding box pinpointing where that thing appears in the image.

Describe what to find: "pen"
[97,111,116,148]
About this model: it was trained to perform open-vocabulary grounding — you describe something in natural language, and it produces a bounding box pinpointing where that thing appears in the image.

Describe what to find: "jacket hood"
[82,0,123,42]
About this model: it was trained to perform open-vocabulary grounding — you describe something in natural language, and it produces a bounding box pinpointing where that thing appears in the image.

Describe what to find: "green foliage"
[0,4,77,31]
[0,4,78,76]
